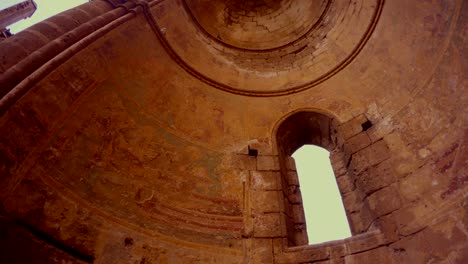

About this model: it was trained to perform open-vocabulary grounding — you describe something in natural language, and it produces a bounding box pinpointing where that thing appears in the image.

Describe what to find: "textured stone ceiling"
[184,0,328,50]
[155,0,385,96]
[0,0,466,263]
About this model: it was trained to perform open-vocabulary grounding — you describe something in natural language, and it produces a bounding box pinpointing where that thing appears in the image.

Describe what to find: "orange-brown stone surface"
[0,0,466,263]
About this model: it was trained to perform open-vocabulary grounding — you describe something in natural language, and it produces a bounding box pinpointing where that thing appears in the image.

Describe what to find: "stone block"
[250,171,279,190]
[344,246,392,264]
[366,141,391,164]
[389,231,431,264]
[9,30,47,55]
[342,191,363,214]
[356,159,396,195]
[283,198,293,217]
[367,185,402,217]
[226,154,257,170]
[251,190,281,213]
[247,138,275,155]
[293,224,308,246]
[30,21,64,41]
[272,237,287,255]
[330,153,348,177]
[284,214,296,243]
[338,115,368,140]
[251,239,274,263]
[345,232,385,254]
[351,140,390,174]
[286,171,299,186]
[285,156,297,171]
[336,174,355,194]
[257,155,280,171]
[254,213,282,237]
[398,166,434,202]
[333,166,348,179]
[286,185,303,204]
[383,132,422,176]
[0,42,28,72]
[348,204,374,234]
[329,243,347,259]
[292,204,306,224]
[345,132,372,154]
[366,116,394,143]
[280,171,290,191]
[275,246,329,263]
[422,216,467,261]
[378,213,399,243]
[393,199,434,236]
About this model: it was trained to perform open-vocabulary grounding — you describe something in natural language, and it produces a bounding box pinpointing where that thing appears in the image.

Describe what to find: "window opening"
[2,0,89,34]
[292,145,351,244]
[275,111,365,246]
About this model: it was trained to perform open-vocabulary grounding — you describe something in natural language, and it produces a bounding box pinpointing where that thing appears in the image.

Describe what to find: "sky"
[2,0,89,34]
[293,145,351,244]
[2,0,352,245]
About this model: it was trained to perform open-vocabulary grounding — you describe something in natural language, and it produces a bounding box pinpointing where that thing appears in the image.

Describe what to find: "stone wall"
[0,0,466,263]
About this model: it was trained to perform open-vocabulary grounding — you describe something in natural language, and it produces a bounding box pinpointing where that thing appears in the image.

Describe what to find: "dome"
[184,0,328,50]
[155,0,384,95]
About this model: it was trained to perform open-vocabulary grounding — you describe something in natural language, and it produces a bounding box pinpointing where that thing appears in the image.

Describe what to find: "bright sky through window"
[292,145,352,244]
[2,0,89,34]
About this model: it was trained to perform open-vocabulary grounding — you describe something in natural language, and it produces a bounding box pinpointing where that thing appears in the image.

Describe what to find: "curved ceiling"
[153,0,385,96]
[184,0,329,50]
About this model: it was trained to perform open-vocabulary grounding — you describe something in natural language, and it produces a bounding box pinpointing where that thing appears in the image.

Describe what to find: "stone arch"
[273,110,383,246]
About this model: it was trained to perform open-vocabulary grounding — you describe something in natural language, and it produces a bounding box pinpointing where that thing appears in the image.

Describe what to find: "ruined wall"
[0,0,466,263]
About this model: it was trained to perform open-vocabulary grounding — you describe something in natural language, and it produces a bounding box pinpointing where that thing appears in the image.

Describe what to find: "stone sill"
[284,230,385,253]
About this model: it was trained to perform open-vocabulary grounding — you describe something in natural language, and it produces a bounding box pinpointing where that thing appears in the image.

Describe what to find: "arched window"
[292,145,351,244]
[275,111,372,246]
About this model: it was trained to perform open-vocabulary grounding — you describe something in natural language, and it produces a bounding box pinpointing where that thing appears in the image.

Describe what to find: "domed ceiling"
[152,0,384,96]
[184,0,328,50]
